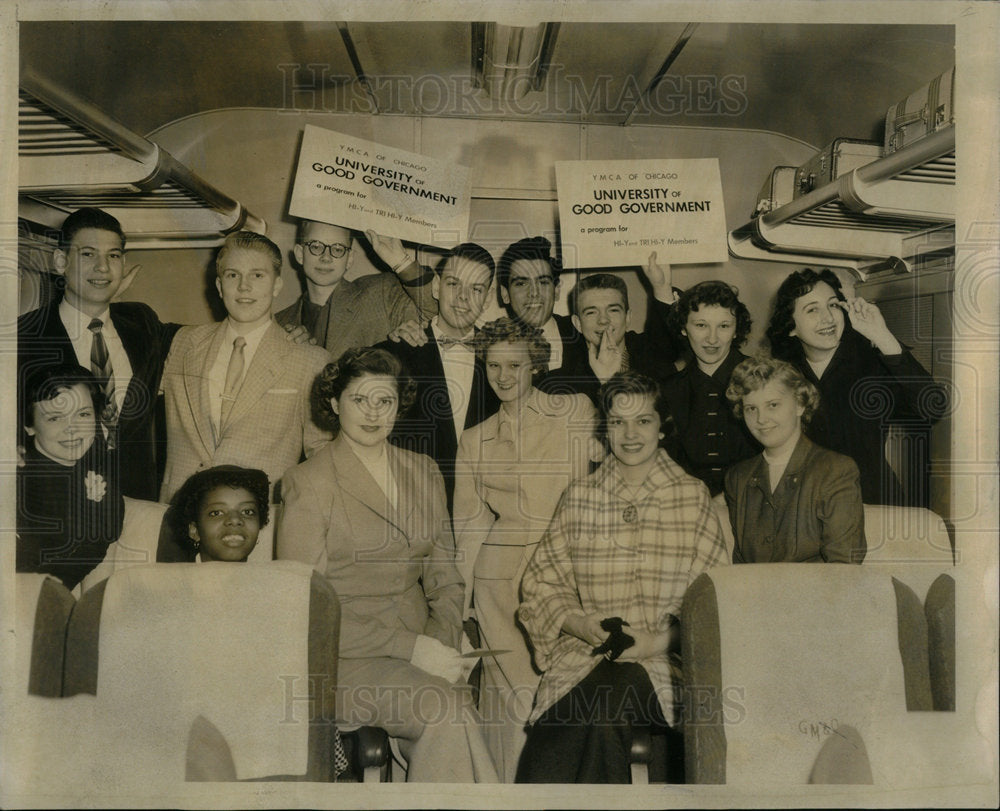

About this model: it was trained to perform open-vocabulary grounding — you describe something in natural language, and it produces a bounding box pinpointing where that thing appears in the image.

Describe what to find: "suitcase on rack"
[752,165,797,217]
[884,66,955,155]
[793,138,882,197]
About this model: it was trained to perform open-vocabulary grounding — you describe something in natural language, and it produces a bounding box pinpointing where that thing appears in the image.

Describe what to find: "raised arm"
[365,229,438,321]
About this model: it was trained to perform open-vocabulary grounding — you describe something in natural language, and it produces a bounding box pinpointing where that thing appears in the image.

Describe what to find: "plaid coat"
[518,449,728,725]
[159,320,331,501]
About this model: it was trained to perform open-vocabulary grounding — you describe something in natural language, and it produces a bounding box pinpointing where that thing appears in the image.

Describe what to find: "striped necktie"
[88,317,118,449]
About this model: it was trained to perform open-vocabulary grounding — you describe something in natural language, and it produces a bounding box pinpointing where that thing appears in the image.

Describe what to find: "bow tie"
[438,335,476,350]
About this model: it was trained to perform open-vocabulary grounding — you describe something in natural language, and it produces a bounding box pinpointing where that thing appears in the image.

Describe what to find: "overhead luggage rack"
[730,125,955,279]
[18,68,265,249]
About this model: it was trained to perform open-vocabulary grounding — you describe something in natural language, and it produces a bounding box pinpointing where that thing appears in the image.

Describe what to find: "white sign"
[555,158,728,268]
[289,125,472,247]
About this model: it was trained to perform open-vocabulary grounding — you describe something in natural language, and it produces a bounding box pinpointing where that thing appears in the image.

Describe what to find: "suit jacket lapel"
[224,321,284,428]
[185,323,226,455]
[330,437,408,538]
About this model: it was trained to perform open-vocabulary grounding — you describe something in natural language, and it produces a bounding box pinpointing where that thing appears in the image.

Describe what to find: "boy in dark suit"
[17,208,179,500]
[376,243,500,507]
[495,236,581,375]
[542,267,682,404]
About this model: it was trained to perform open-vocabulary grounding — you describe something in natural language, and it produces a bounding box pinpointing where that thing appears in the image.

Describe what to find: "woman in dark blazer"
[277,347,498,783]
[724,355,866,564]
[766,267,947,506]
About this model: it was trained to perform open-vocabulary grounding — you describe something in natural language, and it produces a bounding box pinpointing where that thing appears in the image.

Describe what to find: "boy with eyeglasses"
[275,218,437,359]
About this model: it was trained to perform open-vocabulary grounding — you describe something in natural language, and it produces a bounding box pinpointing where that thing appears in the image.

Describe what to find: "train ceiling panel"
[19,20,955,147]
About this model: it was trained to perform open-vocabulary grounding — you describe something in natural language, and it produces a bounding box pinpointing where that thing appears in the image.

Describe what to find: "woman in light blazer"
[452,318,597,781]
[277,347,498,783]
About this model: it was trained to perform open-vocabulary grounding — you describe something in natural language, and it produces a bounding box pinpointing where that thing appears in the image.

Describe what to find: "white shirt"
[59,299,134,416]
[208,318,272,432]
[431,316,476,442]
[540,316,564,371]
[762,429,801,493]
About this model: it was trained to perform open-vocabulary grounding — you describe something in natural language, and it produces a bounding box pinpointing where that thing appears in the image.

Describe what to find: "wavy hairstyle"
[668,280,752,350]
[725,354,820,423]
[312,346,417,433]
[476,317,551,375]
[568,272,629,317]
[496,236,559,295]
[597,371,674,439]
[765,268,846,360]
[20,363,103,431]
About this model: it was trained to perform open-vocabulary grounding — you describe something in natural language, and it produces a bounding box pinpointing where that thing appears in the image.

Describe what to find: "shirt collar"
[431,316,475,346]
[59,297,112,332]
[595,448,681,496]
[223,317,272,359]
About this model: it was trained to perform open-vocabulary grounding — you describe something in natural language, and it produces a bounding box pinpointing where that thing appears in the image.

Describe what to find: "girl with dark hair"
[452,317,596,781]
[766,267,947,506]
[661,280,760,494]
[516,371,727,783]
[278,346,499,783]
[724,355,866,564]
[16,363,123,589]
[165,465,270,562]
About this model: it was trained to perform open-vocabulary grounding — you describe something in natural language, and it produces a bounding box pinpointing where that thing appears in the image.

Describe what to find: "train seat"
[14,572,76,698]
[61,561,340,784]
[681,564,939,786]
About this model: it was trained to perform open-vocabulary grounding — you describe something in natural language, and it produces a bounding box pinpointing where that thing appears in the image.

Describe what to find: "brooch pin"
[622,505,638,523]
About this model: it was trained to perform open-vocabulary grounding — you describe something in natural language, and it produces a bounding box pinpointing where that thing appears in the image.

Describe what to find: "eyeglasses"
[303,240,350,258]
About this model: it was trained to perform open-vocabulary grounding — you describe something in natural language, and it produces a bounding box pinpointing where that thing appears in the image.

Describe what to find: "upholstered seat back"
[682,564,931,786]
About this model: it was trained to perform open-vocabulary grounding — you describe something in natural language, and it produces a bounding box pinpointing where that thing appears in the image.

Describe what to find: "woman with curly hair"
[277,346,498,783]
[724,355,865,564]
[164,465,270,562]
[661,280,760,495]
[766,267,946,506]
[452,317,596,781]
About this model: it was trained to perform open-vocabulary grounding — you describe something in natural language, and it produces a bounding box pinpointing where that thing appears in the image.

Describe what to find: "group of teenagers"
[16,205,946,784]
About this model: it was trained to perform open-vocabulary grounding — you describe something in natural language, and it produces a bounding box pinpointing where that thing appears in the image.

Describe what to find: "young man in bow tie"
[376,242,500,508]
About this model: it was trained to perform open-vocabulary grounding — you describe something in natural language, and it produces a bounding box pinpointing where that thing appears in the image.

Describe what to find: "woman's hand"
[617,629,671,662]
[409,634,464,683]
[837,297,902,355]
[561,612,607,647]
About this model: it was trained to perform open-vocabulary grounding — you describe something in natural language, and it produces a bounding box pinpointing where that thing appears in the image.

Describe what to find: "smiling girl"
[516,371,727,783]
[766,268,947,506]
[452,317,596,781]
[724,355,866,564]
[17,364,123,588]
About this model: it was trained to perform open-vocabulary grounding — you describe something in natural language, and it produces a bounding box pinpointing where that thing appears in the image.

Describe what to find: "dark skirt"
[515,659,683,783]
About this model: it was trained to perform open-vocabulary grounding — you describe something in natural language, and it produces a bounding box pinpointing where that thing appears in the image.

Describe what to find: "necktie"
[220,336,246,429]
[88,318,118,449]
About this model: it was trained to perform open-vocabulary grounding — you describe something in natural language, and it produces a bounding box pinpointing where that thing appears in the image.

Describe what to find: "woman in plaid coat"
[517,372,728,783]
